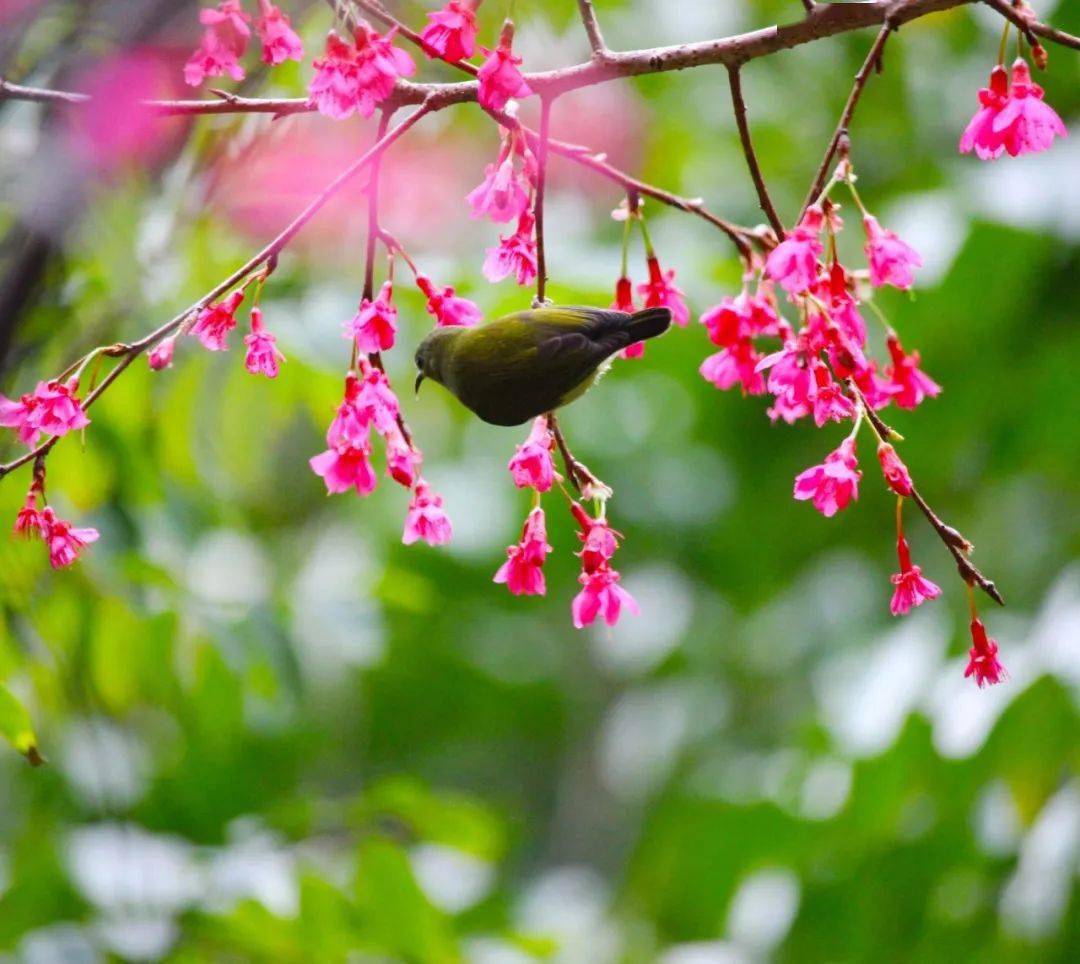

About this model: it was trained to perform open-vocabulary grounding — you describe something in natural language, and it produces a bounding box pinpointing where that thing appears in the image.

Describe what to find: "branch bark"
[727,66,785,237]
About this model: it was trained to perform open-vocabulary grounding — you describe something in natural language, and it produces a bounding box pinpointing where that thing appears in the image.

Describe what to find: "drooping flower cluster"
[11,474,99,570]
[308,24,415,120]
[570,502,638,629]
[477,20,532,111]
[184,1,302,87]
[180,285,287,378]
[1,378,90,447]
[346,280,399,353]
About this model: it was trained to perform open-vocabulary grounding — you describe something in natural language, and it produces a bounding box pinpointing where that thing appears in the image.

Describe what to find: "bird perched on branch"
[413,305,672,426]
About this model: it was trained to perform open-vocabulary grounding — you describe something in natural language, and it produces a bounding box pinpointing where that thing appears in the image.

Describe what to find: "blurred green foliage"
[0,1,1078,961]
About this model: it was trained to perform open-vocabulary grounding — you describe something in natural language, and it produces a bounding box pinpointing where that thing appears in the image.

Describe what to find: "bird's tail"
[625,306,672,343]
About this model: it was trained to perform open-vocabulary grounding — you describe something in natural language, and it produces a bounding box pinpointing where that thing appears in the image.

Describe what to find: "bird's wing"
[533,307,635,362]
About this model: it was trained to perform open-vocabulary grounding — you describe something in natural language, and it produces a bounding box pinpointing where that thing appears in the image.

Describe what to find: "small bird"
[413,305,672,426]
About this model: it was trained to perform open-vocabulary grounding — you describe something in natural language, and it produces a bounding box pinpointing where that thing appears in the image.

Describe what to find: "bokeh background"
[1,1,1079,961]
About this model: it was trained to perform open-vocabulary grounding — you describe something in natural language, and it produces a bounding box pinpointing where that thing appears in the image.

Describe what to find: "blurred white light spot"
[435,457,516,558]
[725,868,801,954]
[93,915,177,962]
[17,924,99,964]
[590,563,694,675]
[410,843,494,914]
[799,758,852,821]
[465,936,537,964]
[187,529,270,608]
[204,820,297,917]
[659,942,749,964]
[517,866,620,964]
[815,610,946,756]
[58,718,151,811]
[882,193,965,287]
[974,781,1022,857]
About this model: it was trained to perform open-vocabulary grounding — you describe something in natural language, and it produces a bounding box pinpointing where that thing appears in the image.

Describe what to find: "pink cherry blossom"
[889,536,941,615]
[494,507,552,596]
[308,25,414,120]
[852,361,898,411]
[508,416,555,492]
[328,369,400,445]
[818,262,867,347]
[483,212,537,286]
[765,205,824,295]
[243,307,285,378]
[402,480,453,546]
[571,504,622,575]
[477,27,532,111]
[700,339,765,395]
[415,275,482,328]
[190,290,244,351]
[0,392,39,445]
[960,65,1011,159]
[184,1,251,87]
[637,255,689,326]
[793,437,861,517]
[7,379,91,445]
[254,0,303,66]
[421,1,479,63]
[385,432,421,488]
[309,32,360,120]
[346,281,398,354]
[13,490,42,538]
[965,618,1006,687]
[876,442,913,497]
[572,568,639,629]
[466,157,531,223]
[808,361,855,427]
[148,336,177,371]
[758,344,812,424]
[611,276,645,358]
[885,334,941,410]
[993,59,1067,157]
[863,215,922,290]
[38,507,99,569]
[309,441,378,495]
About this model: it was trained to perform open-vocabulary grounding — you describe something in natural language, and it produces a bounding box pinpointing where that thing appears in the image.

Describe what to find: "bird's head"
[414,326,461,395]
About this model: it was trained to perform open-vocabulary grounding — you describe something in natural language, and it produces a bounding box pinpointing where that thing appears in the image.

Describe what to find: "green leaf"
[0,682,43,766]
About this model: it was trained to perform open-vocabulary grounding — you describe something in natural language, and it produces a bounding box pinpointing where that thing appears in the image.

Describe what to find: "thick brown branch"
[727,66,784,237]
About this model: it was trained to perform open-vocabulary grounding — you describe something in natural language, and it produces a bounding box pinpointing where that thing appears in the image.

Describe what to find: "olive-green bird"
[413,305,672,426]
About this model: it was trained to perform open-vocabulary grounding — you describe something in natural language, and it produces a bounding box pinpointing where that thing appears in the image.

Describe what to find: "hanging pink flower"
[147,336,177,371]
[38,507,99,569]
[309,440,378,495]
[852,360,898,411]
[483,212,537,286]
[6,379,91,444]
[184,1,252,87]
[700,339,765,395]
[13,489,42,538]
[494,507,552,596]
[328,369,400,445]
[965,618,1006,687]
[0,391,40,445]
[571,504,622,575]
[254,0,303,66]
[765,205,824,295]
[346,281,398,354]
[190,290,244,351]
[508,416,555,492]
[884,334,940,410]
[759,344,813,425]
[808,361,855,427]
[863,216,922,290]
[993,59,1067,157]
[403,479,453,546]
[610,276,645,358]
[876,442,913,497]
[309,31,361,120]
[353,22,416,117]
[572,568,639,629]
[889,536,942,615]
[385,432,421,488]
[243,306,285,378]
[421,0,479,63]
[818,262,867,347]
[793,437,861,517]
[637,255,689,326]
[959,65,1011,159]
[466,157,531,223]
[477,23,532,111]
[416,275,482,327]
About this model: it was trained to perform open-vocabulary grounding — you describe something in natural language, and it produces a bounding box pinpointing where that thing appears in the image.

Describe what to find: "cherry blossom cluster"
[184,0,303,87]
[496,416,638,629]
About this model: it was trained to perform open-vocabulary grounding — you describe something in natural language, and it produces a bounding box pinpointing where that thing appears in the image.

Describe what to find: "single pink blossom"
[308,31,360,120]
[328,369,400,445]
[864,215,922,290]
[818,262,867,347]
[483,212,537,286]
[572,567,639,629]
[793,437,861,517]
[38,506,99,569]
[184,1,251,87]
[346,281,398,354]
[420,1,479,63]
[638,254,689,326]
[571,503,622,575]
[885,334,940,410]
[148,336,177,371]
[765,205,824,295]
[700,339,766,395]
[508,416,555,492]
[959,65,1011,159]
[809,361,855,427]
[0,391,39,445]
[494,507,552,596]
[385,432,421,488]
[254,0,303,66]
[877,442,913,497]
[965,618,1006,687]
[466,157,531,223]
[476,27,532,111]
[403,479,453,546]
[243,306,285,378]
[415,275,482,328]
[992,59,1067,157]
[352,22,415,117]
[190,290,244,351]
[758,344,812,424]
[13,489,42,539]
[309,441,378,495]
[25,379,91,439]
[889,536,942,615]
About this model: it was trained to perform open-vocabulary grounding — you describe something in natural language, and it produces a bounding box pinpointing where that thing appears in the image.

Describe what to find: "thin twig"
[363,110,392,301]
[0,102,435,479]
[727,66,784,237]
[982,0,1080,52]
[533,96,554,304]
[575,0,608,58]
[547,412,583,492]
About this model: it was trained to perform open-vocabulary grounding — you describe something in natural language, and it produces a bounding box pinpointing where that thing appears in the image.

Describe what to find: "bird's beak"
[414,371,425,396]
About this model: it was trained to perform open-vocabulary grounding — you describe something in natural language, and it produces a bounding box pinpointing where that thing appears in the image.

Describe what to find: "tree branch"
[982,0,1080,52]
[576,0,608,58]
[727,65,784,237]
[533,96,554,304]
